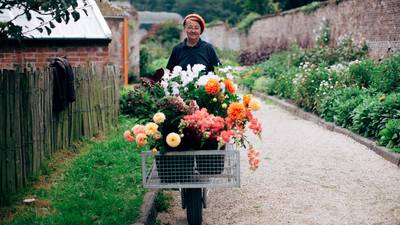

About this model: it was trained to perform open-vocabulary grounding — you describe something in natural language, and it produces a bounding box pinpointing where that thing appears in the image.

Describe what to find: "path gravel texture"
[157,98,400,225]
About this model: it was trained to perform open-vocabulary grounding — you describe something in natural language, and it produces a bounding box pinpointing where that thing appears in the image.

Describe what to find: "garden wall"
[202,24,241,51]
[205,0,400,59]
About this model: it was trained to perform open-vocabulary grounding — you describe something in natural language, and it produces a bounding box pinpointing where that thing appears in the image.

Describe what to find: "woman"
[166,13,221,73]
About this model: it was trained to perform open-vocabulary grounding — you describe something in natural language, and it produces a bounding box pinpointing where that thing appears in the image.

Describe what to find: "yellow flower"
[222,103,227,109]
[249,99,261,111]
[145,122,158,136]
[152,148,158,155]
[213,98,218,102]
[153,112,166,124]
[166,132,181,148]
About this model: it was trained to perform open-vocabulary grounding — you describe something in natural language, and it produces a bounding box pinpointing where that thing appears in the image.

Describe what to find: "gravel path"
[156,98,400,225]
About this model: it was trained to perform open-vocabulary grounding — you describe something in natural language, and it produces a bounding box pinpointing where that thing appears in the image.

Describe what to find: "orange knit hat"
[183,13,206,33]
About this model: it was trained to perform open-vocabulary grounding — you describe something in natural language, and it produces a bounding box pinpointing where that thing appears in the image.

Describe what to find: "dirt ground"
[156,99,400,225]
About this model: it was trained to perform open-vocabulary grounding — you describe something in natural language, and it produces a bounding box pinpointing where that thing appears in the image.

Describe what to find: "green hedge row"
[238,40,400,152]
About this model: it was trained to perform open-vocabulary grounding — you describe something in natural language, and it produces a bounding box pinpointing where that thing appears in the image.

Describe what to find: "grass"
[154,191,172,212]
[1,116,145,225]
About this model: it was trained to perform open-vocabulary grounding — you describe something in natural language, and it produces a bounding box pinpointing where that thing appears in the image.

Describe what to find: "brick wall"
[105,18,125,77]
[202,24,241,51]
[0,45,109,69]
[204,0,400,59]
[244,0,400,58]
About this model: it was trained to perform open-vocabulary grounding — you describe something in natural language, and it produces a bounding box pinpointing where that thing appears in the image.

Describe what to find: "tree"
[0,0,89,41]
[236,0,281,16]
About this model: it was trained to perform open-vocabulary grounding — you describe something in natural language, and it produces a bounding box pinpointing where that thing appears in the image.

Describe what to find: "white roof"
[0,0,111,40]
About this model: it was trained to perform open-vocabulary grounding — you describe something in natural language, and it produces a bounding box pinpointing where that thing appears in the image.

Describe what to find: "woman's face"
[184,19,201,41]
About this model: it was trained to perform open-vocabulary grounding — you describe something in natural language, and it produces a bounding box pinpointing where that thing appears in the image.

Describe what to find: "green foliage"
[254,76,276,95]
[294,66,334,112]
[379,119,400,152]
[272,67,298,99]
[150,20,182,46]
[258,51,290,78]
[236,12,260,32]
[236,0,281,16]
[120,84,165,121]
[154,191,172,212]
[148,58,168,74]
[215,47,239,66]
[352,93,400,138]
[300,1,322,14]
[140,21,181,76]
[320,87,369,126]
[4,116,145,225]
[237,66,263,91]
[346,60,377,88]
[1,0,88,40]
[370,53,400,93]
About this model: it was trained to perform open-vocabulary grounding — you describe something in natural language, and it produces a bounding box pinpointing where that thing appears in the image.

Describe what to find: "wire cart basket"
[141,143,240,189]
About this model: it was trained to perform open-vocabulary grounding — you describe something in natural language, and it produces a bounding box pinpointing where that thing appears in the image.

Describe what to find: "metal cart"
[141,143,240,225]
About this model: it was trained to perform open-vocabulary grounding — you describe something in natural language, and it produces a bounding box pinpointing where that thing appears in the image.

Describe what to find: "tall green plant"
[379,119,400,152]
[370,53,400,93]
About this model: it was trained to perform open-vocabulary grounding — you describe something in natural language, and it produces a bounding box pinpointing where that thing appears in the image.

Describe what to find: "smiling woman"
[166,13,221,73]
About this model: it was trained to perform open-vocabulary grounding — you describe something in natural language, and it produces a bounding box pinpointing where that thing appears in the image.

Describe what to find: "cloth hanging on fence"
[51,57,76,112]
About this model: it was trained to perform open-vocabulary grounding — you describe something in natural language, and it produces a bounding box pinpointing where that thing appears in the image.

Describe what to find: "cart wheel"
[185,188,203,225]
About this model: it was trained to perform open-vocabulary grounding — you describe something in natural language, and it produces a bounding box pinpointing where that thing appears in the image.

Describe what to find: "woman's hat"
[183,14,206,33]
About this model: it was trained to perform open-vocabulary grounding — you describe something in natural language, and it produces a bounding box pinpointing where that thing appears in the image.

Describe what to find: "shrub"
[237,66,263,90]
[301,1,323,14]
[379,119,400,152]
[370,53,400,93]
[254,76,276,95]
[273,67,298,99]
[346,59,377,88]
[258,51,290,78]
[237,12,260,33]
[352,93,400,138]
[147,58,168,74]
[120,84,165,120]
[238,47,274,66]
[215,47,239,66]
[333,91,368,128]
[320,87,368,124]
[294,65,333,112]
[350,96,379,137]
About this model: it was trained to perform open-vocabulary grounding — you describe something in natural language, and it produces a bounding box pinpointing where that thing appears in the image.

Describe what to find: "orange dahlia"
[205,79,220,95]
[227,102,247,121]
[243,94,251,107]
[223,79,236,94]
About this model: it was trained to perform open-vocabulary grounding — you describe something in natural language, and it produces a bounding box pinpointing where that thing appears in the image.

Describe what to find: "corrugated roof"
[0,0,111,40]
[138,11,182,24]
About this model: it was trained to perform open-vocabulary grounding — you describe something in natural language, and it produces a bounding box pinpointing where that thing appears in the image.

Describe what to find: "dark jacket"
[166,38,221,72]
[51,57,75,112]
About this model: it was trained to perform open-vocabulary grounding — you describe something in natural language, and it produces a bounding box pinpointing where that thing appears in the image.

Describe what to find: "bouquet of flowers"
[123,65,263,170]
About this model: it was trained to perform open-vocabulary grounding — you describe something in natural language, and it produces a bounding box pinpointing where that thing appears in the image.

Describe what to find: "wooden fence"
[0,64,119,203]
